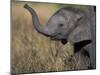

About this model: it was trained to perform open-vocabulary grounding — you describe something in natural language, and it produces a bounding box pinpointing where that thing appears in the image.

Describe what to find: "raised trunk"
[24,4,52,36]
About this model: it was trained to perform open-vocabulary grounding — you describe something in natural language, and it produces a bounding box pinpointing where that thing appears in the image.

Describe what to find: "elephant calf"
[24,4,96,69]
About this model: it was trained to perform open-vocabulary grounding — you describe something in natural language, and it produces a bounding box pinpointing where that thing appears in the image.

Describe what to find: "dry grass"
[11,3,74,74]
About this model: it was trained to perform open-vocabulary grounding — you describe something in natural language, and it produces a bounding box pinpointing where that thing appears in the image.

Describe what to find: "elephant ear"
[66,8,94,54]
[67,7,94,44]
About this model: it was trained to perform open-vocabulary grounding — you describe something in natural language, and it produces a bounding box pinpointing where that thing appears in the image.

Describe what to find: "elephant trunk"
[24,4,52,37]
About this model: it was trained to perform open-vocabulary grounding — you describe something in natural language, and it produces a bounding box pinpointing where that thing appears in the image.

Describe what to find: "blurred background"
[11,0,90,74]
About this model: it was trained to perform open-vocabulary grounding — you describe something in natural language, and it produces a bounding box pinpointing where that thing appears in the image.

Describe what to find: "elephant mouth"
[50,33,68,44]
[50,36,68,44]
[50,34,66,40]
[50,34,62,40]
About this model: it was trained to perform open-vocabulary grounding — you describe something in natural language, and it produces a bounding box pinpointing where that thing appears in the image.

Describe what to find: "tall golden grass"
[11,2,75,74]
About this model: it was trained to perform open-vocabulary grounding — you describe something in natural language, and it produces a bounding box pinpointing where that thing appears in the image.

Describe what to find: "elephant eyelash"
[59,24,64,27]
[78,17,82,21]
[77,16,83,22]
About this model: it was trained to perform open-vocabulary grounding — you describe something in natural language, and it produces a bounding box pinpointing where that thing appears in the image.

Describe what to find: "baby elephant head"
[24,4,87,44]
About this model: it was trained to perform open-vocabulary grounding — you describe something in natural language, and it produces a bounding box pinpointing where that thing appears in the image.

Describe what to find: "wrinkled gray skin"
[24,4,96,69]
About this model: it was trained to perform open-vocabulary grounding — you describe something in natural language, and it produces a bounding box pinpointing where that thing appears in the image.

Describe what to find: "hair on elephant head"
[24,4,96,69]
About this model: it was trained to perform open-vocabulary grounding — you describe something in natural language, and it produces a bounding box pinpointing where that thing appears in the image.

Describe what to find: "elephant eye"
[59,24,63,27]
